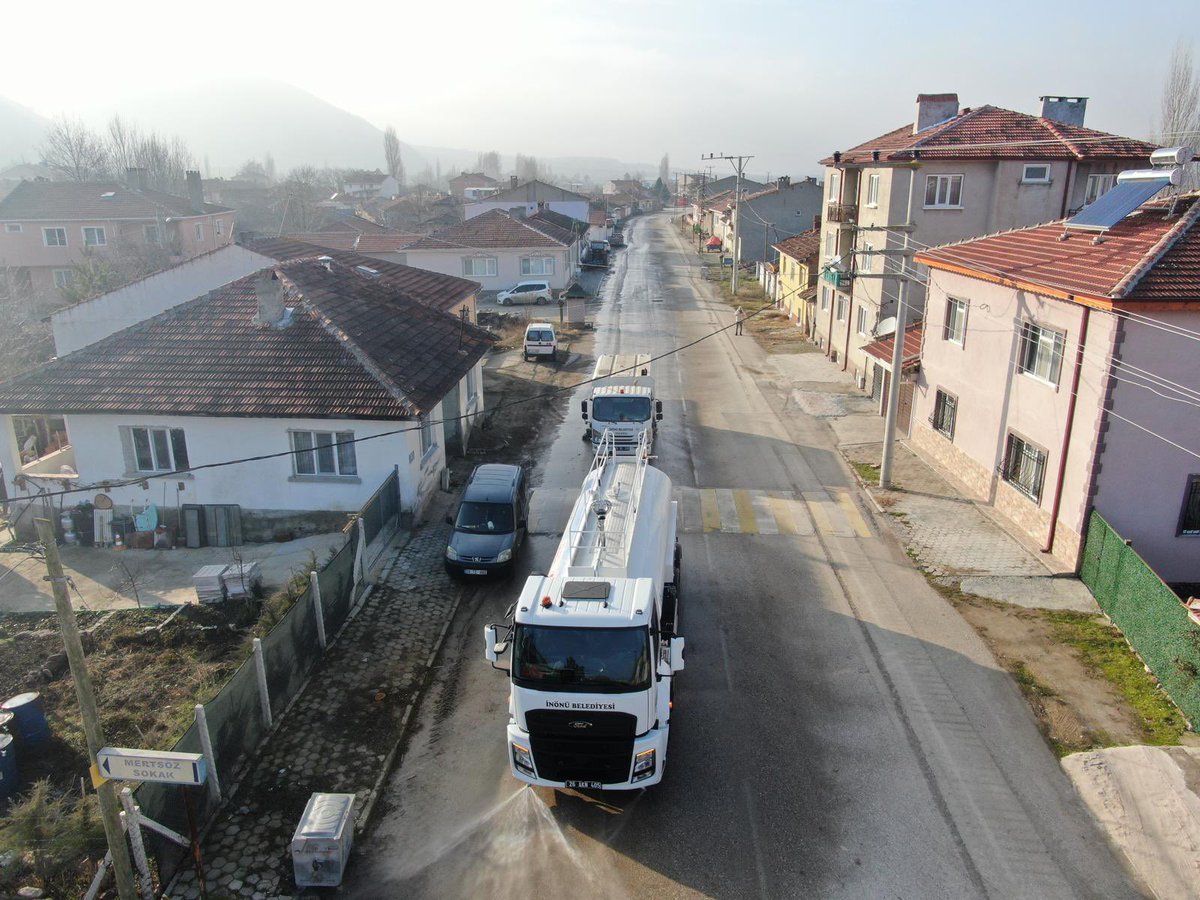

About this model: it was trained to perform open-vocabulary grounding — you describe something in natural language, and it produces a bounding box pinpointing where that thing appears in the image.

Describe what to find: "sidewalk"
[170,508,462,899]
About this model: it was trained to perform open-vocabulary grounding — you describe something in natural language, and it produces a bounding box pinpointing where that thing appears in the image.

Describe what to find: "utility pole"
[35,518,138,900]
[702,153,754,294]
[879,159,922,488]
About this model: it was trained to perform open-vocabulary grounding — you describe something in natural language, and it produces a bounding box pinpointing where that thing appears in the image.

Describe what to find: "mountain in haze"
[415,145,659,187]
[96,78,426,178]
[0,97,50,167]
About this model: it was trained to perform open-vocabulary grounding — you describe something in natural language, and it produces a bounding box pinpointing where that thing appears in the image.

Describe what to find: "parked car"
[444,464,529,578]
[497,279,552,305]
[523,323,558,362]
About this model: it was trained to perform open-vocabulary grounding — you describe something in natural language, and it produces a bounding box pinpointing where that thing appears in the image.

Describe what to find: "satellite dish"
[875,316,897,337]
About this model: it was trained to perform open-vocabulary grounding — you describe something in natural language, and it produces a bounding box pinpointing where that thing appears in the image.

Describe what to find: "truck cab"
[582,354,663,455]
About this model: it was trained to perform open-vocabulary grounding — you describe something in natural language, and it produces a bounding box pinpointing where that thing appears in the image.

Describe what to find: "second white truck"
[581,354,663,455]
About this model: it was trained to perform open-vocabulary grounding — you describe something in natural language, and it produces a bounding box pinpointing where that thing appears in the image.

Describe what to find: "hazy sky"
[4,0,1199,176]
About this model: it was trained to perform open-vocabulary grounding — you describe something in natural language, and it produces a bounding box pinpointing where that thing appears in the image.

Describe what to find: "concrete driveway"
[0,531,346,612]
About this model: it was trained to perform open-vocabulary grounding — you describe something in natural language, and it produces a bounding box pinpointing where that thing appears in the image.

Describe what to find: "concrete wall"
[734,182,824,265]
[910,270,1119,569]
[51,245,273,354]
[463,199,590,224]
[1091,310,1200,583]
[402,246,574,291]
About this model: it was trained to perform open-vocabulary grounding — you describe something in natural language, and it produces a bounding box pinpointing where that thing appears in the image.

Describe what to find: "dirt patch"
[479,311,591,353]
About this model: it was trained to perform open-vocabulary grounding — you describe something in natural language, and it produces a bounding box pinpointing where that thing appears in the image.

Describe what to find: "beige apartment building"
[814,93,1155,408]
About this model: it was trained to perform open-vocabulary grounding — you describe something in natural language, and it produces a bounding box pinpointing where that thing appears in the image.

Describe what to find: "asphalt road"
[345,215,1142,899]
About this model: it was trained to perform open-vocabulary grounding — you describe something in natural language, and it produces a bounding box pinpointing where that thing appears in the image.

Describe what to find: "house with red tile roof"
[464,178,590,224]
[402,208,582,292]
[0,254,493,541]
[909,193,1200,582]
[448,172,499,200]
[813,93,1158,399]
[0,172,234,303]
[772,227,821,329]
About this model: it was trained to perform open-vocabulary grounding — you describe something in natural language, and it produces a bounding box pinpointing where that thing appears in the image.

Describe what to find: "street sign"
[96,747,208,786]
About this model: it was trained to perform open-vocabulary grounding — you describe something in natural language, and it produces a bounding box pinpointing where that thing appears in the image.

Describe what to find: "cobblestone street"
[172,523,461,899]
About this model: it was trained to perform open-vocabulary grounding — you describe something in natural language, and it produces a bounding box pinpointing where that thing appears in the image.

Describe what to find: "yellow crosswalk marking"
[734,490,758,534]
[767,495,798,535]
[805,493,836,536]
[700,489,721,532]
[836,491,873,538]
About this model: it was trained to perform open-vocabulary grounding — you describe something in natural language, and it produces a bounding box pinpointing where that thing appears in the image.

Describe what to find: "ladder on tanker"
[566,428,651,576]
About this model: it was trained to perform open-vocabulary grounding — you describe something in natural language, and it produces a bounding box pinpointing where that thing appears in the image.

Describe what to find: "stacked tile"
[223,561,262,599]
[193,565,229,603]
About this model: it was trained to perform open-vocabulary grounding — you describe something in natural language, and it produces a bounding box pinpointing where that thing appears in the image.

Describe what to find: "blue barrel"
[2,693,50,747]
[0,734,15,801]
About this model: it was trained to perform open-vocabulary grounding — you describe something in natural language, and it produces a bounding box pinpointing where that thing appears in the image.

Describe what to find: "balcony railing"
[826,202,858,224]
[821,267,854,291]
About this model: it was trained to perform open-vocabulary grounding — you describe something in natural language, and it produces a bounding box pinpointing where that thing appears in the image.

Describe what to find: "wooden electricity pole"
[35,518,138,900]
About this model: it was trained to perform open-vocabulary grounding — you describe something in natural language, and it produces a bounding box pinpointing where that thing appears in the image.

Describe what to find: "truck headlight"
[445,546,459,561]
[632,748,655,781]
[512,742,535,775]
[496,548,512,563]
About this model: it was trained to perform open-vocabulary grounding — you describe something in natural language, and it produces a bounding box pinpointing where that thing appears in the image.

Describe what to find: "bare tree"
[106,115,141,179]
[1157,42,1200,189]
[40,118,109,181]
[514,154,539,182]
[384,125,405,186]
[476,150,501,179]
[263,153,277,183]
[659,153,670,185]
[0,268,55,379]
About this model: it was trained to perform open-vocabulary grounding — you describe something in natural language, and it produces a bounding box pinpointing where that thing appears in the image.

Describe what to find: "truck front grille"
[525,709,636,784]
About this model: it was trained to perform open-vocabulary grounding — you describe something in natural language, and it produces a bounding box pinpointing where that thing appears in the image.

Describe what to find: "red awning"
[861,322,923,372]
[705,236,722,247]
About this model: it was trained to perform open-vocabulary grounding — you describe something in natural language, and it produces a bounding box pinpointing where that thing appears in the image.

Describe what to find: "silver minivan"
[497,280,552,305]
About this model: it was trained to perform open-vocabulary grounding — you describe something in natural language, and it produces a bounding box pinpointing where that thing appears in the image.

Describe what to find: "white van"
[497,280,552,305]
[523,323,558,362]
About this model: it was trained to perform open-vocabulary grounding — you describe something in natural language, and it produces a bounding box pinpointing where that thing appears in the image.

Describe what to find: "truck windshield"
[513,625,651,692]
[592,396,651,423]
[454,501,514,534]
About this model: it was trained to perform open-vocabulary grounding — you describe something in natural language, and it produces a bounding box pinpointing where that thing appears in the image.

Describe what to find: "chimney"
[914,93,959,134]
[186,170,204,213]
[126,167,146,191]
[254,270,285,327]
[812,214,821,231]
[1040,96,1087,127]
[510,175,519,189]
[777,175,791,189]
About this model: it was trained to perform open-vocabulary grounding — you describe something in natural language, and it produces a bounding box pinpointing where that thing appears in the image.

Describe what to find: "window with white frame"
[53,269,74,289]
[215,219,225,237]
[419,414,435,457]
[463,256,497,277]
[835,295,848,322]
[1018,322,1065,386]
[860,242,874,273]
[931,389,957,439]
[828,172,840,200]
[924,174,964,208]
[1002,432,1047,503]
[856,304,871,336]
[290,430,357,477]
[1179,474,1200,536]
[143,224,163,245]
[5,223,21,233]
[82,226,107,247]
[43,227,67,247]
[520,256,555,276]
[944,297,968,345]
[820,286,830,311]
[1084,174,1117,206]
[866,173,880,207]
[824,231,835,258]
[467,366,480,407]
[1021,164,1051,184]
[193,222,205,241]
[122,426,190,473]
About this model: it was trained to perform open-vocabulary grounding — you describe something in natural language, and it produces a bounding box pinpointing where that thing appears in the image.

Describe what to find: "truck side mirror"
[485,625,499,662]
[581,400,588,420]
[670,636,685,673]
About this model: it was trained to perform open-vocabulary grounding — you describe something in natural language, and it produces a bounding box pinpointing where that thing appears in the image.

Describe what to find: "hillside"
[0,97,49,167]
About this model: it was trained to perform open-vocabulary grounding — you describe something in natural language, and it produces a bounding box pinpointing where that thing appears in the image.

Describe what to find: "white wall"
[51,245,273,355]
[463,199,590,224]
[402,246,573,291]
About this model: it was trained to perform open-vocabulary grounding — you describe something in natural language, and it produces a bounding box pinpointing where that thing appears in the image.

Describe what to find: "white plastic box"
[291,792,356,888]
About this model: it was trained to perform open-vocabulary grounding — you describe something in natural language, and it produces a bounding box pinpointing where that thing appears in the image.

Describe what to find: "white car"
[523,323,558,362]
[497,280,552,305]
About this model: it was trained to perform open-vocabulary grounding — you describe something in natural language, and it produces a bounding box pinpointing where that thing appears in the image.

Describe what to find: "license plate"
[565,781,602,790]
[464,569,487,575]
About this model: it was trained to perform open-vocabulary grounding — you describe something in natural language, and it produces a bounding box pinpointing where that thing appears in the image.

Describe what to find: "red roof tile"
[773,228,821,262]
[820,105,1157,166]
[404,208,572,251]
[862,323,923,371]
[0,180,230,220]
[916,195,1200,303]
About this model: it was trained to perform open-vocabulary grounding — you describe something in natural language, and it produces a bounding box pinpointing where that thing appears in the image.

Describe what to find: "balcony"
[826,202,858,225]
[821,266,854,292]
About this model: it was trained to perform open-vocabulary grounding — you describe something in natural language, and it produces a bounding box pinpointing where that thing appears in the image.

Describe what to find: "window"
[143,224,163,245]
[835,295,848,322]
[520,256,555,276]
[1084,174,1117,206]
[866,173,880,207]
[82,226,107,247]
[215,219,225,237]
[931,390,957,439]
[467,367,480,407]
[824,231,835,258]
[924,174,964,209]
[820,286,830,311]
[5,223,21,233]
[53,269,74,289]
[1002,433,1047,503]
[42,227,67,247]
[860,242,874,273]
[1018,322,1066,386]
[123,426,190,473]
[944,297,968,345]
[1179,475,1200,536]
[828,171,840,200]
[1021,164,1051,184]
[856,305,871,336]
[290,430,356,477]
[419,414,435,457]
[193,222,205,241]
[463,256,497,277]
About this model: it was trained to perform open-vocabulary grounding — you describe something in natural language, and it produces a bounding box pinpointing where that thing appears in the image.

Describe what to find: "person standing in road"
[734,305,745,335]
